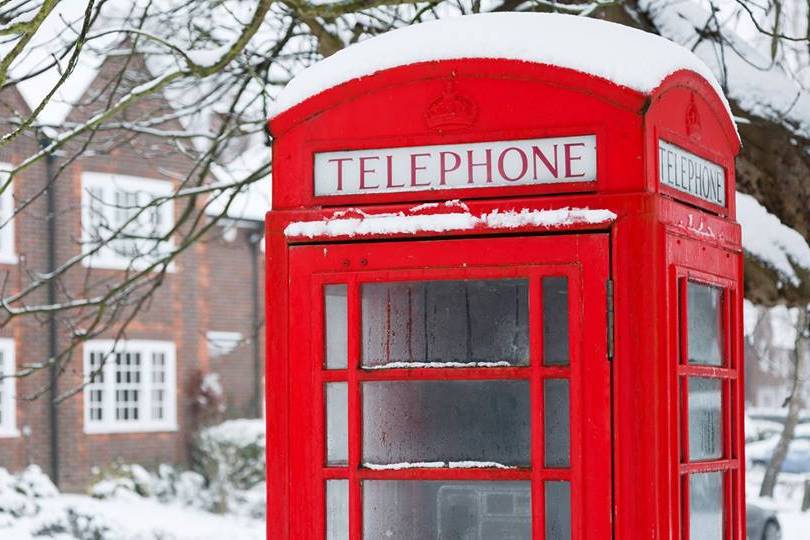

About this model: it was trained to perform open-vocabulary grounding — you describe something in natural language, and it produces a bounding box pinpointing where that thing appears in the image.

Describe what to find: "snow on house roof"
[270,12,730,119]
[2,0,112,126]
[736,192,810,286]
[207,143,271,222]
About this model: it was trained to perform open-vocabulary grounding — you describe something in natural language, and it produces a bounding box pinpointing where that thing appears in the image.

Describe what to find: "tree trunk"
[802,478,810,512]
[760,308,809,497]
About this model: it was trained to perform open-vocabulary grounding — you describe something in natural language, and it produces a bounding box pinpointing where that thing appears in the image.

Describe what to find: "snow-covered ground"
[2,493,264,539]
[747,467,810,539]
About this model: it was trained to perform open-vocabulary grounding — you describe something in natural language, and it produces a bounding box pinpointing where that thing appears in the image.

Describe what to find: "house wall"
[0,65,266,491]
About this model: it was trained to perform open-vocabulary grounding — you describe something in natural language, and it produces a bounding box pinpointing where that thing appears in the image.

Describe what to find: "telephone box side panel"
[611,200,672,539]
[266,213,292,539]
[270,59,648,210]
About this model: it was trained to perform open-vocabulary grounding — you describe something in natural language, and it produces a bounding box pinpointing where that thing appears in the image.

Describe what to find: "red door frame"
[279,233,611,539]
[666,232,745,540]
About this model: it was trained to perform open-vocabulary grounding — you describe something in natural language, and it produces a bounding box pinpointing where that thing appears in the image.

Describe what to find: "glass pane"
[687,282,723,366]
[325,285,348,369]
[326,480,348,540]
[688,377,722,461]
[544,379,570,468]
[326,383,348,465]
[362,279,528,368]
[363,380,530,467]
[364,480,530,539]
[543,277,570,366]
[545,481,571,540]
[689,472,723,540]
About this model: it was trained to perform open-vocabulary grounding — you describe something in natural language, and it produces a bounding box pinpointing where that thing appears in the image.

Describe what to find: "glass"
[688,377,722,461]
[363,380,530,467]
[687,282,723,366]
[325,285,348,369]
[326,480,348,540]
[364,480,531,539]
[689,472,723,540]
[543,277,570,366]
[545,481,571,540]
[361,279,528,367]
[544,379,570,468]
[326,383,348,465]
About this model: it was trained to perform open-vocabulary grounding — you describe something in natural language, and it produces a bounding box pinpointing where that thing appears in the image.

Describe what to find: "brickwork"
[0,56,266,491]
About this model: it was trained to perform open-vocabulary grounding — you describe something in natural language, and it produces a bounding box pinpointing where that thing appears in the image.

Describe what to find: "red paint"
[267,56,743,540]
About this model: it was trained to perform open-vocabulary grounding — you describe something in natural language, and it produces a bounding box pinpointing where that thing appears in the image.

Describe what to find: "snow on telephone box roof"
[270,12,732,121]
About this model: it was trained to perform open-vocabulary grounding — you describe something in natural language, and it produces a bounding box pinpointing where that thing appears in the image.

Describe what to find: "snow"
[746,468,810,540]
[1,493,264,539]
[270,12,730,120]
[1,0,116,126]
[366,361,511,369]
[208,144,271,222]
[736,192,810,285]
[199,418,265,449]
[642,0,810,140]
[284,206,617,238]
[364,461,515,470]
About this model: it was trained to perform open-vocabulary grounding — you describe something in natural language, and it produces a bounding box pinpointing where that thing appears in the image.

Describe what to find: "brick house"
[0,53,266,491]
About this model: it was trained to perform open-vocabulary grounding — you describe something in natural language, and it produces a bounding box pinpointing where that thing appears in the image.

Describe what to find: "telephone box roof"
[270,12,731,121]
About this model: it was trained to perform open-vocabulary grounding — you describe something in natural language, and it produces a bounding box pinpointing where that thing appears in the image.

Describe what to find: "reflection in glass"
[689,472,723,540]
[364,480,531,540]
[545,481,571,540]
[362,279,529,367]
[687,282,723,366]
[363,380,530,466]
[325,285,348,369]
[688,377,722,461]
[326,383,348,465]
[326,480,348,540]
[543,277,570,366]
[544,379,570,468]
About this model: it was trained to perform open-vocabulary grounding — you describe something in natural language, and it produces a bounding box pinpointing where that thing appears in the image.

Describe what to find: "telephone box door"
[285,233,612,539]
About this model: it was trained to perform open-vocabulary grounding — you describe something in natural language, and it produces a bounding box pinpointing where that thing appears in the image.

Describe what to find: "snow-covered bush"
[32,507,123,540]
[91,463,210,509]
[192,419,265,514]
[0,465,57,519]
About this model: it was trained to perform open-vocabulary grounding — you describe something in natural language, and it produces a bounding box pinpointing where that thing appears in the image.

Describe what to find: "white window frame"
[83,339,177,434]
[81,172,174,271]
[0,164,17,265]
[0,338,18,437]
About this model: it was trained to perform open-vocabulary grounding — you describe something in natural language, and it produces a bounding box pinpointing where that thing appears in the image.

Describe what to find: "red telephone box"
[265,13,744,540]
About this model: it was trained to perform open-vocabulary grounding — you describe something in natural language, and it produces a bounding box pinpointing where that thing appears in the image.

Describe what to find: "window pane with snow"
[543,277,570,366]
[326,479,348,540]
[324,284,348,369]
[326,383,348,465]
[687,282,723,366]
[689,472,723,540]
[544,379,570,468]
[363,481,530,539]
[687,377,722,461]
[361,279,528,368]
[363,380,530,467]
[545,481,571,540]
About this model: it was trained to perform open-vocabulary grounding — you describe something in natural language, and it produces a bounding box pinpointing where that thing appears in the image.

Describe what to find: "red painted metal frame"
[283,234,610,539]
[668,236,744,540]
[266,54,744,540]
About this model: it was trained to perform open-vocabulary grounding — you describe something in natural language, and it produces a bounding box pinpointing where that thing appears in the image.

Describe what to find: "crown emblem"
[685,93,702,140]
[425,79,477,132]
